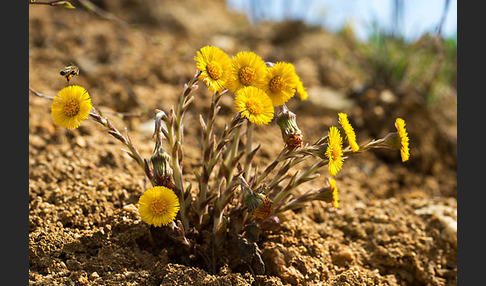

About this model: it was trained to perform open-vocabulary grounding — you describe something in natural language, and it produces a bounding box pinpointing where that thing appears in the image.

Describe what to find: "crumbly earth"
[29,1,457,285]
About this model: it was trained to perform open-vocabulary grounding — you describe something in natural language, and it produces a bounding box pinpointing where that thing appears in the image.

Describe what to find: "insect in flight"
[60,65,80,82]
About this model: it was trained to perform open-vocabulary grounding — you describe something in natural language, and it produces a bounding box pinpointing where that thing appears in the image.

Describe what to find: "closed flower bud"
[253,194,274,220]
[243,190,274,220]
[243,190,263,213]
[151,145,174,189]
[276,105,303,150]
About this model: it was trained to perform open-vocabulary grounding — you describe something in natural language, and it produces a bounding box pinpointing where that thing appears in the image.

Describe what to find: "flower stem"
[197,91,223,218]
[162,71,200,231]
[243,121,254,181]
[87,109,154,185]
[223,124,241,184]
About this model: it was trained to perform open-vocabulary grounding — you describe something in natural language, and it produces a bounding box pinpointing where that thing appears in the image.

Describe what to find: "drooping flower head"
[51,85,93,129]
[395,118,410,162]
[234,86,274,125]
[325,126,344,176]
[295,79,308,101]
[289,66,307,101]
[329,178,339,208]
[138,186,180,227]
[151,145,175,189]
[244,190,273,220]
[276,105,303,150]
[227,51,267,93]
[194,46,232,93]
[262,62,299,106]
[338,113,359,152]
[253,193,274,220]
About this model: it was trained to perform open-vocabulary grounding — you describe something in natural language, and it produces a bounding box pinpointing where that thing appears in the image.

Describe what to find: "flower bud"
[243,190,274,220]
[276,105,303,150]
[253,194,274,220]
[151,145,174,189]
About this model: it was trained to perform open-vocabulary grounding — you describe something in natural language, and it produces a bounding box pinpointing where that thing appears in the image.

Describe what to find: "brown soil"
[29,1,457,285]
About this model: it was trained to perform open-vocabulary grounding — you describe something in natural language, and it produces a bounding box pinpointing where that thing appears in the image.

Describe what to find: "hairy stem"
[243,121,254,181]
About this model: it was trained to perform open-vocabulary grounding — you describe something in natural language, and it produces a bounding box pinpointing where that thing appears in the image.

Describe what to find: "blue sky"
[226,0,457,42]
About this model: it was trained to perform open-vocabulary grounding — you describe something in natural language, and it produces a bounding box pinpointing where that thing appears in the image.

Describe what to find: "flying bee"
[60,65,80,82]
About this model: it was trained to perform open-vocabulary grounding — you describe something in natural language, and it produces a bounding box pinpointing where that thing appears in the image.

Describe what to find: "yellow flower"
[234,86,274,125]
[227,51,267,93]
[138,186,180,227]
[395,118,410,162]
[296,79,308,101]
[338,113,359,152]
[325,126,344,176]
[290,66,307,101]
[51,85,93,129]
[194,46,232,93]
[329,178,339,208]
[263,62,299,106]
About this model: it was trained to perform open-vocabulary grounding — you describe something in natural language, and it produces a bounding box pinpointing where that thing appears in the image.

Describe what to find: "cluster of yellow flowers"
[193,45,408,176]
[195,46,307,125]
[47,45,410,228]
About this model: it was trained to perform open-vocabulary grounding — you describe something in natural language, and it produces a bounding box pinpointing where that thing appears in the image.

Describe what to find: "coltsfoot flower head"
[138,186,180,227]
[290,66,307,101]
[329,178,339,208]
[234,86,274,125]
[194,46,232,93]
[295,79,308,101]
[276,105,303,150]
[284,133,304,150]
[338,113,359,152]
[263,62,299,106]
[227,51,267,93]
[395,118,410,162]
[151,145,174,189]
[325,126,344,176]
[253,194,274,220]
[244,191,274,220]
[51,85,93,129]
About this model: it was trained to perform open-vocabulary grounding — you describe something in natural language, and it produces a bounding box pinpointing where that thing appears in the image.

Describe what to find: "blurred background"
[227,0,457,43]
